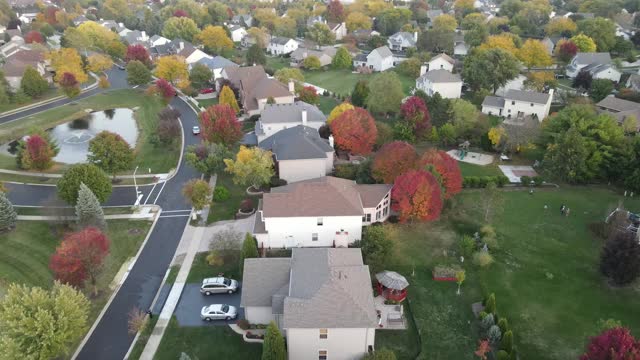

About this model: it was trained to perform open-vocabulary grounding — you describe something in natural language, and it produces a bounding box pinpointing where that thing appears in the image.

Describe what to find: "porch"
[373,296,407,330]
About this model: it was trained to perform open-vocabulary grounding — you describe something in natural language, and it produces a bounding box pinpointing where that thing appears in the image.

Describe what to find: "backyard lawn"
[198,97,218,108]
[458,161,502,177]
[318,95,339,115]
[380,187,640,359]
[302,69,415,97]
[207,173,255,224]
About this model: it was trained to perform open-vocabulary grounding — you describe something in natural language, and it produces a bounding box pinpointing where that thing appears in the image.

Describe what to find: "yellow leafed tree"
[488,127,505,146]
[87,54,113,74]
[224,146,274,190]
[478,34,519,56]
[433,14,458,32]
[77,21,120,51]
[47,48,88,84]
[327,102,355,124]
[517,39,552,68]
[544,17,576,36]
[219,86,239,113]
[346,12,372,32]
[155,55,189,86]
[196,25,233,53]
[570,34,597,52]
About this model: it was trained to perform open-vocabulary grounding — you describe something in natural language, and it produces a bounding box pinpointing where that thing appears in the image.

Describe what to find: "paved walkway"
[16,206,158,221]
[0,168,169,179]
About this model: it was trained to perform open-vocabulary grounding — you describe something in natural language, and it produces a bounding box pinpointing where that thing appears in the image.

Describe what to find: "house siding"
[503,99,550,120]
[286,327,375,360]
[245,306,274,324]
[428,58,453,72]
[416,78,462,99]
[278,157,333,183]
[593,68,621,82]
[260,215,363,248]
[362,191,391,225]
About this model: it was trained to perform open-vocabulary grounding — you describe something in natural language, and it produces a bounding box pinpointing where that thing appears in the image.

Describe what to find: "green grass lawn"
[318,96,339,115]
[0,89,179,174]
[0,87,62,114]
[198,98,218,108]
[301,69,415,97]
[186,251,241,283]
[206,173,251,224]
[380,187,640,359]
[458,162,503,177]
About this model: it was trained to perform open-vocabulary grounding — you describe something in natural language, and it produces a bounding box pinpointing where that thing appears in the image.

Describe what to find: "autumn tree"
[372,141,418,183]
[182,179,212,211]
[0,282,90,360]
[162,16,200,42]
[330,107,378,155]
[346,12,372,31]
[463,48,520,93]
[155,55,189,87]
[199,104,242,146]
[153,78,177,102]
[302,55,322,70]
[0,192,17,232]
[420,149,463,199]
[197,25,233,53]
[600,231,640,286]
[50,227,110,295]
[185,141,233,175]
[391,170,443,223]
[21,134,55,171]
[400,96,431,139]
[58,164,112,205]
[326,0,345,22]
[545,17,577,36]
[76,183,106,230]
[125,44,151,67]
[328,103,355,124]
[25,30,44,44]
[76,21,121,51]
[580,327,640,360]
[246,27,269,48]
[156,107,181,144]
[59,72,80,98]
[98,76,110,89]
[47,45,87,81]
[224,146,275,190]
[274,68,304,85]
[478,34,519,56]
[298,86,319,105]
[21,66,48,98]
[589,79,614,102]
[127,60,152,86]
[517,39,552,68]
[367,72,404,114]
[570,33,597,52]
[433,14,458,32]
[306,22,336,46]
[332,46,353,69]
[88,131,134,179]
[351,80,369,107]
[246,44,267,66]
[219,85,239,113]
[87,54,113,73]
[577,17,616,52]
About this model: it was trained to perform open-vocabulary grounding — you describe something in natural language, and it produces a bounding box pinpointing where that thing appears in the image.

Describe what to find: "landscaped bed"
[206,173,252,224]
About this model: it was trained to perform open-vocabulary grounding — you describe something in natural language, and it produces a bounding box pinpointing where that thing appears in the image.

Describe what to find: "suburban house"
[192,56,238,81]
[0,37,27,58]
[220,65,295,116]
[150,39,210,64]
[290,46,337,67]
[149,34,170,47]
[426,9,444,26]
[416,69,462,99]
[353,46,394,72]
[253,101,327,143]
[351,29,380,46]
[253,176,392,248]
[268,37,299,55]
[581,63,622,83]
[387,31,417,51]
[72,15,89,26]
[481,89,554,121]
[595,96,640,130]
[427,53,455,72]
[241,248,378,360]
[122,30,149,48]
[541,37,555,55]
[232,14,253,28]
[228,25,247,43]
[566,52,612,78]
[328,22,347,40]
[259,125,334,183]
[3,49,49,90]
[627,73,640,92]
[454,34,469,56]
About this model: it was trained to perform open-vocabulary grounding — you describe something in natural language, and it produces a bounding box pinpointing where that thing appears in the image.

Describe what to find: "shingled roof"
[259,125,333,161]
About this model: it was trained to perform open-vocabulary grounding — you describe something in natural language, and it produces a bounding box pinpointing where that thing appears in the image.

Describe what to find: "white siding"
[185,50,210,65]
[481,104,503,116]
[257,120,324,142]
[417,78,462,99]
[593,68,621,82]
[428,57,454,72]
[260,216,363,248]
[503,99,550,120]
[362,191,391,224]
[245,306,274,324]
[286,328,375,360]
[278,158,331,183]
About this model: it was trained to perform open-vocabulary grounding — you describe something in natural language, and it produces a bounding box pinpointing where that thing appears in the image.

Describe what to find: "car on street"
[200,88,214,94]
[200,277,238,295]
[192,126,201,135]
[201,304,237,321]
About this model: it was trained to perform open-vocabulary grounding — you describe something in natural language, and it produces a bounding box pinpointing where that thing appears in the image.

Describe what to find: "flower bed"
[432,265,462,282]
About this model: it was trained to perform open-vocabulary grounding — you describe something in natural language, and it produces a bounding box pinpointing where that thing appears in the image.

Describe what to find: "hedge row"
[463,176,509,188]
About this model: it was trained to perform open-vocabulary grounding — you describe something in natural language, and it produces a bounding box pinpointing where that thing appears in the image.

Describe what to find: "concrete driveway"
[174,283,244,327]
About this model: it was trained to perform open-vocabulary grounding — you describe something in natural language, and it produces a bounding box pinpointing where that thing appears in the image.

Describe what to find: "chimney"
[288,80,295,93]
[414,31,418,42]
[141,30,146,40]
[329,135,334,148]
[179,41,184,50]
[301,110,307,125]
[420,64,427,76]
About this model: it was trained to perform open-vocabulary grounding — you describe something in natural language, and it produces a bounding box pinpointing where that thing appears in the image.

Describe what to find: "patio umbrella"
[375,271,409,290]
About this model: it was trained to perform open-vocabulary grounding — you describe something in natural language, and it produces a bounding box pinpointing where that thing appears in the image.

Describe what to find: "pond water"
[48,108,139,164]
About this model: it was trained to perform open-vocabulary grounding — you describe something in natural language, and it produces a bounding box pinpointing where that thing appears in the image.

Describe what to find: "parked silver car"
[200,277,239,295]
[201,304,237,321]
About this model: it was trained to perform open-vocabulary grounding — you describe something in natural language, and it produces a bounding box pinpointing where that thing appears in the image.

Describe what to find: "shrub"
[488,325,502,344]
[532,176,544,186]
[481,313,495,330]
[474,251,494,267]
[520,175,531,186]
[433,264,462,278]
[459,235,476,257]
[485,293,496,314]
[237,319,250,330]
[480,225,496,238]
[478,311,488,319]
[501,330,513,353]
[495,175,509,187]
[483,236,499,250]
[213,186,230,202]
[478,177,489,188]
[240,198,254,212]
[334,164,357,179]
[498,317,509,334]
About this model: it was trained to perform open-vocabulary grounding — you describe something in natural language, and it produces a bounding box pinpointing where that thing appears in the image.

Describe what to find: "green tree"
[224,146,275,190]
[182,178,212,211]
[463,48,520,93]
[162,16,200,42]
[351,80,369,107]
[360,225,393,274]
[362,349,397,360]
[274,68,304,85]
[366,72,403,114]
[377,8,412,35]
[577,17,616,51]
[126,60,152,86]
[501,330,513,353]
[87,131,134,180]
[246,44,266,66]
[75,182,106,230]
[262,321,286,360]
[21,66,48,98]
[332,46,353,69]
[219,85,239,113]
[0,282,90,360]
[0,192,17,232]
[485,293,496,314]
[189,63,212,90]
[543,126,591,183]
[450,99,479,136]
[589,79,614,102]
[302,55,322,70]
[570,33,597,52]
[306,22,336,45]
[240,233,259,275]
[185,142,232,175]
[58,164,112,205]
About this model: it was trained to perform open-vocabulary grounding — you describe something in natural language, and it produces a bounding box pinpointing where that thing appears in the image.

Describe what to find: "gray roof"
[371,45,393,59]
[426,9,443,21]
[283,248,378,329]
[389,32,416,46]
[583,63,616,75]
[354,54,368,62]
[240,257,291,307]
[596,96,640,112]
[482,96,506,108]
[573,52,612,65]
[420,69,462,83]
[260,101,326,124]
[505,89,551,104]
[196,56,237,70]
[271,36,295,45]
[259,125,333,161]
[430,53,455,66]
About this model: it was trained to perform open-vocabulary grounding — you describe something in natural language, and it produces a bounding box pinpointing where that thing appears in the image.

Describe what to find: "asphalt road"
[174,284,243,327]
[0,67,206,360]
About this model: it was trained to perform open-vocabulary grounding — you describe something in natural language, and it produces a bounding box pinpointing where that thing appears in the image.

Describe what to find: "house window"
[511,101,515,105]
[317,218,323,226]
[376,211,381,220]
[383,207,388,216]
[319,329,328,339]
[319,350,328,360]
[312,233,318,241]
[362,214,371,222]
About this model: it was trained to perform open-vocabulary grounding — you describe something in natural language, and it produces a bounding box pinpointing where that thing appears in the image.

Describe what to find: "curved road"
[0,68,203,360]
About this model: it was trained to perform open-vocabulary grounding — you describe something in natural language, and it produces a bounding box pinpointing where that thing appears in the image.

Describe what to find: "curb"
[70,207,162,360]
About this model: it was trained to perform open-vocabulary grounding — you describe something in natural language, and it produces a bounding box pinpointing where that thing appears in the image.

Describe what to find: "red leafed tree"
[400,96,431,138]
[391,169,443,223]
[155,78,176,102]
[25,30,44,44]
[298,86,319,105]
[226,7,234,19]
[45,6,58,24]
[199,104,243,146]
[581,327,640,360]
[329,107,378,155]
[60,72,80,98]
[125,44,152,66]
[474,340,491,360]
[372,141,418,183]
[49,227,110,295]
[173,9,189,17]
[420,149,462,199]
[326,0,345,22]
[24,134,54,170]
[558,40,578,62]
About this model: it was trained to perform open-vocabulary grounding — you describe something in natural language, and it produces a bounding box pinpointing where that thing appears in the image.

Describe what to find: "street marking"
[153,180,168,204]
[143,182,158,205]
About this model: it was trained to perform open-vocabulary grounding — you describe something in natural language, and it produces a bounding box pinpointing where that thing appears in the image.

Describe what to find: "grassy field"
[198,97,218,108]
[0,88,62,114]
[206,173,251,224]
[302,69,415,97]
[380,187,640,359]
[458,162,503,177]
[0,89,179,174]
[318,95,339,115]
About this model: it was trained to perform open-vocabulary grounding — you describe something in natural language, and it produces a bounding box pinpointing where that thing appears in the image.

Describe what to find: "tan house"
[596,96,640,131]
[3,49,49,90]
[290,47,337,68]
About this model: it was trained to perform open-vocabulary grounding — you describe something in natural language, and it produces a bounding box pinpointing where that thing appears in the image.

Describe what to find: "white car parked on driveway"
[201,304,237,321]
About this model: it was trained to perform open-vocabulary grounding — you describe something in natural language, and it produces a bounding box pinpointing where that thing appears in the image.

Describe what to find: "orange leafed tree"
[372,141,418,183]
[199,104,243,147]
[391,169,443,223]
[420,149,463,199]
[329,107,378,155]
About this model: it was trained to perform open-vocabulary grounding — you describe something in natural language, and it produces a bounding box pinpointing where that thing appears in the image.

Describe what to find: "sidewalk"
[16,205,158,221]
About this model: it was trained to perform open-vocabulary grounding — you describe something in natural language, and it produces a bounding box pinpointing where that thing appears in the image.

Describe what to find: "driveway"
[174,283,244,327]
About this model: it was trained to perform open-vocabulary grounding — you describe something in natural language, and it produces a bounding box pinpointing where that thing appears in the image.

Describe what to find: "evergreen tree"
[219,85,240,113]
[501,330,513,353]
[351,80,369,107]
[485,293,496,314]
[240,233,259,274]
[246,44,266,66]
[75,182,106,230]
[0,192,17,232]
[262,321,286,360]
[332,46,353,69]
[21,66,49,98]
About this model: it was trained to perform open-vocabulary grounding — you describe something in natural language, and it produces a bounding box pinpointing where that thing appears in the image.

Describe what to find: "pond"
[49,108,139,164]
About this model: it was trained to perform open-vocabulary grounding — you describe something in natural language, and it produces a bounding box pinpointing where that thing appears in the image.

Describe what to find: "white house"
[566,52,612,78]
[416,69,462,99]
[253,176,392,248]
[329,22,347,40]
[241,248,378,360]
[582,63,622,83]
[387,31,417,51]
[268,37,299,55]
[193,56,238,81]
[228,25,247,43]
[149,34,170,47]
[427,53,455,72]
[253,101,326,143]
[353,46,394,72]
[454,34,469,56]
[481,89,554,121]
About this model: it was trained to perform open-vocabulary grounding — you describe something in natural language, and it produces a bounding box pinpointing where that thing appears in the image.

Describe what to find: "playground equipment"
[457,141,470,159]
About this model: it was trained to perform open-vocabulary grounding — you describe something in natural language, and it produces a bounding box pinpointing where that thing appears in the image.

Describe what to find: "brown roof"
[263,176,390,218]
[224,65,267,90]
[356,184,392,208]
[224,65,291,111]
[3,49,44,77]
